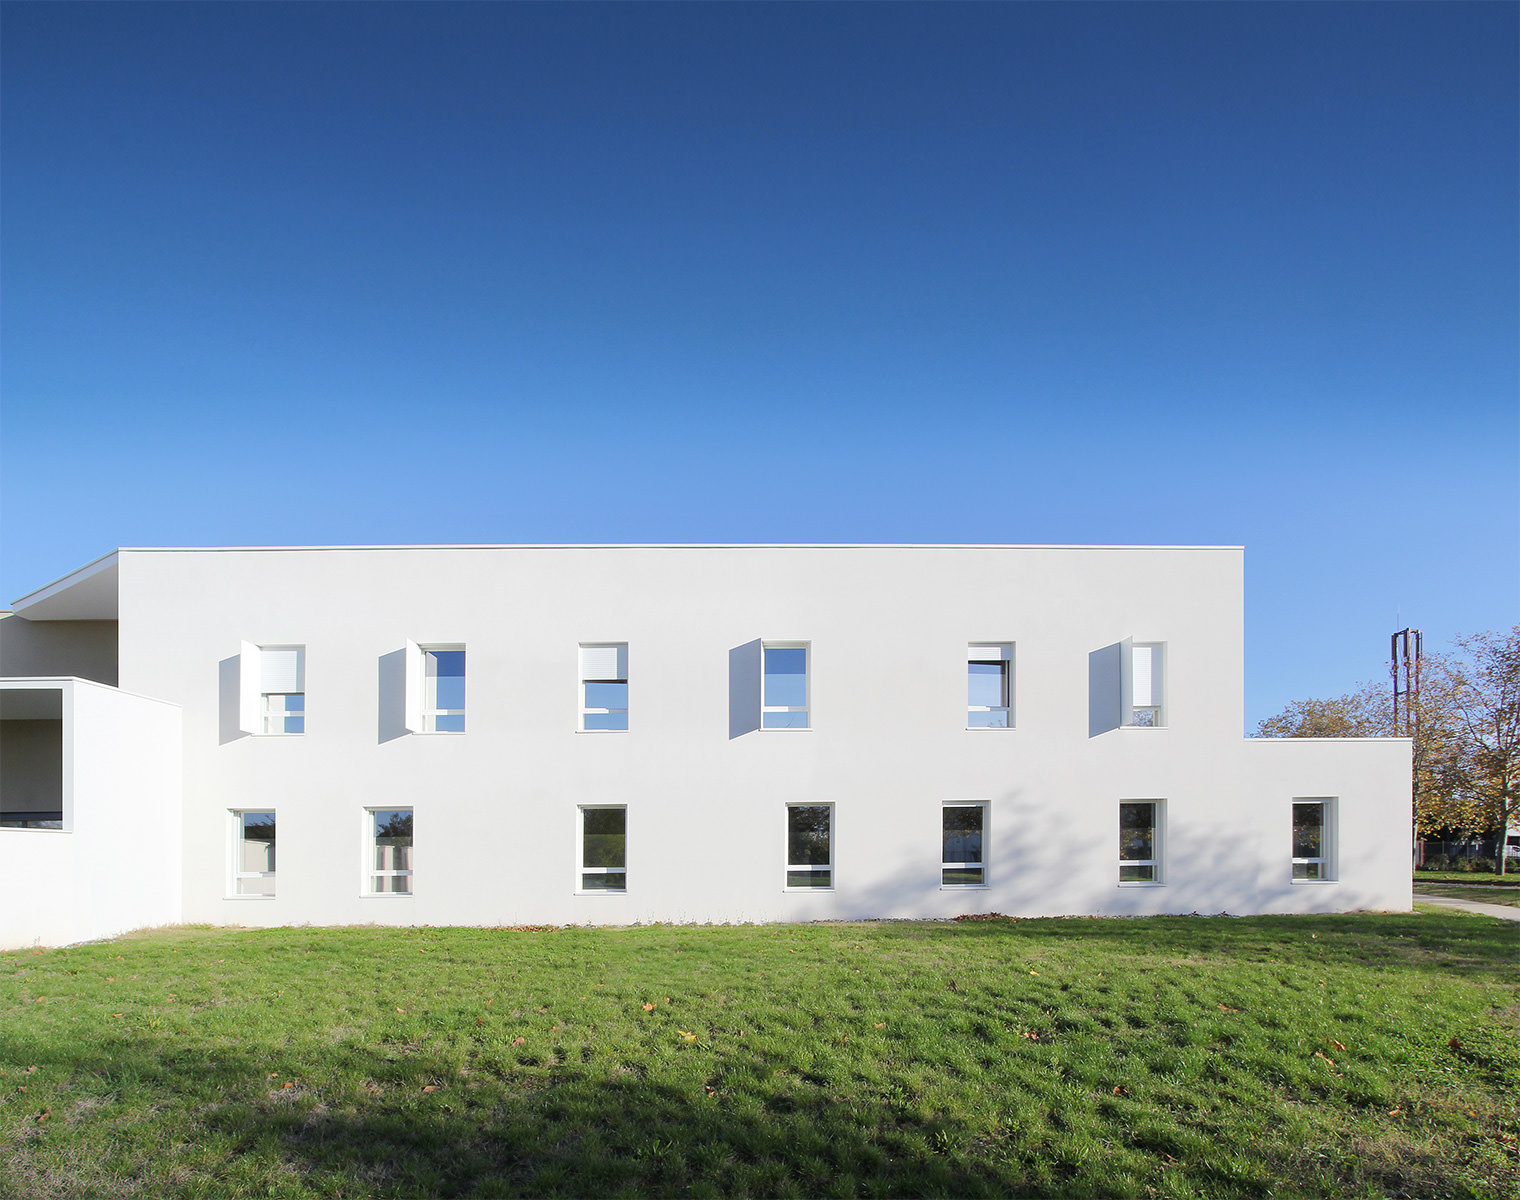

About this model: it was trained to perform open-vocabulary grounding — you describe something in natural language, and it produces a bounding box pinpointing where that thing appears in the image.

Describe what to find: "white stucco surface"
[81,544,1411,930]
[0,678,182,949]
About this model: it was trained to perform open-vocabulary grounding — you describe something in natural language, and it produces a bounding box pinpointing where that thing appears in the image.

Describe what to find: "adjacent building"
[0,544,1412,948]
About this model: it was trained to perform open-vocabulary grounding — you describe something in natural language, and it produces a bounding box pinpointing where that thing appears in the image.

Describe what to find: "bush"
[1469,858,1497,874]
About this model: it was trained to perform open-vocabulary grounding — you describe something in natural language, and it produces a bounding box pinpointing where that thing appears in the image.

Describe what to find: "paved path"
[1415,895,1520,922]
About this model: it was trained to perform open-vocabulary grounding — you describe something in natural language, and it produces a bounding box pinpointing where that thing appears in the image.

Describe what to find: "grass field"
[1414,871,1520,886]
[1415,884,1520,908]
[2,912,1516,1199]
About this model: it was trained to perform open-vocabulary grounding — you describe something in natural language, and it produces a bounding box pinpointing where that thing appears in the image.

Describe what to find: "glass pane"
[967,662,1007,709]
[786,868,831,888]
[967,708,1008,728]
[787,806,831,866]
[1119,803,1155,861]
[1119,864,1156,882]
[1293,861,1322,880]
[428,651,466,712]
[584,681,628,710]
[1292,804,1324,858]
[283,713,305,734]
[584,711,629,731]
[763,710,809,729]
[763,648,807,707]
[943,867,985,887]
[372,874,412,894]
[942,807,983,864]
[1130,707,1158,727]
[583,808,626,868]
[430,713,466,732]
[237,875,275,896]
[582,872,627,891]
[284,694,305,712]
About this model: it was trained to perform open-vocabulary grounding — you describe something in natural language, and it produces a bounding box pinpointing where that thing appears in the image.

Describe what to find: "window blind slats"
[1131,645,1154,707]
[967,644,1010,662]
[261,647,304,693]
[580,644,627,681]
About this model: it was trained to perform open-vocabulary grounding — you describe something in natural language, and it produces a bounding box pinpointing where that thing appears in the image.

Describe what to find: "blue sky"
[2,2,1515,727]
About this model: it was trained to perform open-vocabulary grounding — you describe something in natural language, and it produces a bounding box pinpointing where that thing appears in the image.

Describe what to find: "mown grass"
[1,912,1515,1199]
[1414,871,1520,886]
[1415,884,1520,908]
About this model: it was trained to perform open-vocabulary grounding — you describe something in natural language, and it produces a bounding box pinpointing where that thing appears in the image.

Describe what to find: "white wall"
[107,546,1409,928]
[0,614,118,685]
[0,679,182,949]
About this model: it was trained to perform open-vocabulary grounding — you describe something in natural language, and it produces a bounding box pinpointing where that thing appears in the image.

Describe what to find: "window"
[580,644,628,731]
[259,646,305,734]
[763,643,809,729]
[1292,799,1336,881]
[423,647,465,733]
[368,808,413,894]
[579,806,627,891]
[967,644,1013,728]
[942,803,987,886]
[1119,801,1164,883]
[786,804,833,888]
[232,811,276,896]
[1123,641,1164,727]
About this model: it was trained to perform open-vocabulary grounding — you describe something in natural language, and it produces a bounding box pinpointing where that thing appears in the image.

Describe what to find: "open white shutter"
[1131,644,1155,707]
[580,644,627,681]
[967,644,1010,662]
[260,647,303,693]
[238,641,261,735]
[403,640,424,733]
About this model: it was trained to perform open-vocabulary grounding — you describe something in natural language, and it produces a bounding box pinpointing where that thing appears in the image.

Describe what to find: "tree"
[1440,627,1520,875]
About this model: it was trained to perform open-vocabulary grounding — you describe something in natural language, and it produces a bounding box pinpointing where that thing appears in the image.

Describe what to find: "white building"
[0,544,1412,948]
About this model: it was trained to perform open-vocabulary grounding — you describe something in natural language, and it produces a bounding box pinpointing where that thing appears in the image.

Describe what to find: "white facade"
[0,545,1412,946]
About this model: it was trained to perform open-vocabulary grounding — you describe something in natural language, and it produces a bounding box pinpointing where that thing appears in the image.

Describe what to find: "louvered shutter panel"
[1131,645,1154,707]
[580,644,626,681]
[968,644,1010,662]
[260,647,303,693]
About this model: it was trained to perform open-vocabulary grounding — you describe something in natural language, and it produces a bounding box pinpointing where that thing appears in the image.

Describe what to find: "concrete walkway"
[1415,895,1520,922]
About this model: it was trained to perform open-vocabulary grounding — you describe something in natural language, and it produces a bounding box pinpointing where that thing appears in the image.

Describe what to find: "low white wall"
[0,679,181,949]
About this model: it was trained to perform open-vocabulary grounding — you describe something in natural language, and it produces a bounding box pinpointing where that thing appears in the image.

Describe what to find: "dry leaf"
[396,1007,406,1014]
[110,1013,123,1018]
[511,1037,526,1046]
[476,1018,484,1025]
[1389,1107,1403,1117]
[1029,970,1039,976]
[1113,1086,1127,1095]
[1325,1038,1346,1052]
[643,1002,656,1012]
[537,1007,548,1013]
[422,1085,439,1093]
[678,1030,698,1042]
[283,1081,295,1090]
[36,1109,50,1123]
[1217,1004,1240,1012]
[874,1022,886,1029]
[1314,1051,1335,1066]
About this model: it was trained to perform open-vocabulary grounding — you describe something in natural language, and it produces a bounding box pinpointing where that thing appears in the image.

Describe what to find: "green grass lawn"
[1414,871,1520,885]
[1415,884,1520,908]
[2,913,1515,1199]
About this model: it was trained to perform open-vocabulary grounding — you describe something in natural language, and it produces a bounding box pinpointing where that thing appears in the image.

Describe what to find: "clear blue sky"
[2,2,1515,727]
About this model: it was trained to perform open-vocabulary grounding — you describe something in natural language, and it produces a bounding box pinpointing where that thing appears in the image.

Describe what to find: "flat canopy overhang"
[10,553,118,620]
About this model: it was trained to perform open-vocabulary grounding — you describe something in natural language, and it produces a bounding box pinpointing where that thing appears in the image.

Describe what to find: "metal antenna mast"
[1392,628,1422,866]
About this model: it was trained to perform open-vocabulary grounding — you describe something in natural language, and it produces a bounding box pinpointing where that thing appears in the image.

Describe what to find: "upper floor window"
[580,644,629,731]
[421,646,466,733]
[763,643,809,729]
[967,644,1013,728]
[1292,799,1336,881]
[1123,641,1165,727]
[259,646,305,735]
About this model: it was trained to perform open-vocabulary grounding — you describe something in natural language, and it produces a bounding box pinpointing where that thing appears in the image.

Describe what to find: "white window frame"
[784,802,834,890]
[1121,640,1166,728]
[364,806,414,896]
[1118,799,1166,886]
[410,643,465,734]
[966,644,1014,730]
[1291,798,1338,882]
[578,643,629,732]
[229,809,276,899]
[577,804,628,894]
[762,642,811,731]
[941,801,989,888]
[238,642,305,736]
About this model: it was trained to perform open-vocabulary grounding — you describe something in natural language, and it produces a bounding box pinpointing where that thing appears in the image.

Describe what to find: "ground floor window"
[942,802,987,886]
[1119,800,1164,883]
[233,810,276,896]
[579,806,627,892]
[786,804,833,888]
[368,808,414,894]
[1292,799,1336,880]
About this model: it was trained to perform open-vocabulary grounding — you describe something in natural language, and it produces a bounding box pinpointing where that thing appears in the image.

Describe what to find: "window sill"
[0,826,70,835]
[964,726,1015,732]
[574,890,629,897]
[1117,881,1166,888]
[1119,725,1169,731]
[361,892,415,899]
[760,727,813,733]
[1290,878,1339,885]
[575,728,630,734]
[940,884,990,890]
[225,894,276,901]
[412,731,465,737]
[783,886,835,893]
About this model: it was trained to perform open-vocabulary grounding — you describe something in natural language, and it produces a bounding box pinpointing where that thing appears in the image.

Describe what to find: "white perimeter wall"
[0,679,182,949]
[111,546,1410,928]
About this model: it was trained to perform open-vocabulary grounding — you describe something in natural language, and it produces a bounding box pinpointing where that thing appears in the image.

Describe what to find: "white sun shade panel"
[967,644,1010,662]
[238,640,261,735]
[580,644,627,681]
[260,647,304,693]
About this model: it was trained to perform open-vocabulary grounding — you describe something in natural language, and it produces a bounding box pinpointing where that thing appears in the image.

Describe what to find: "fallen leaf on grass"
[1113,1086,1128,1096]
[1314,1051,1336,1066]
[1019,1031,1040,1041]
[874,1022,886,1029]
[1389,1107,1403,1117]
[1216,1004,1240,1012]
[395,1007,406,1014]
[422,1085,440,1093]
[35,1109,50,1123]
[110,1013,122,1019]
[643,1002,656,1012]
[1324,1038,1346,1052]
[282,1081,296,1090]
[678,1030,698,1043]
[1029,970,1040,976]
[537,1007,548,1013]
[511,1037,526,1046]
[476,1018,484,1025]
[1448,1037,1463,1050]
